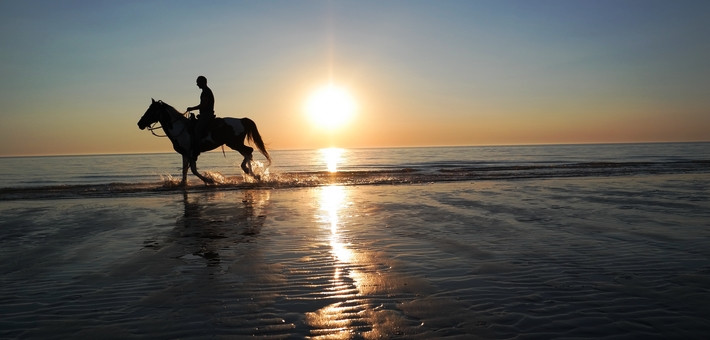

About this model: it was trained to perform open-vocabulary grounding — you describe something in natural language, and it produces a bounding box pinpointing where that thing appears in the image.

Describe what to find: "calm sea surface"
[1,143,708,199]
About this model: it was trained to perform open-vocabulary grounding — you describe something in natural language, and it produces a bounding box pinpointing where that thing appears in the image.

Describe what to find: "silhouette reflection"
[166,189,270,268]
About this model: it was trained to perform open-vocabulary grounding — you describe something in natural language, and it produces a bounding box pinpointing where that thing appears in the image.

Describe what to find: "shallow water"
[1,174,709,338]
[1,143,708,200]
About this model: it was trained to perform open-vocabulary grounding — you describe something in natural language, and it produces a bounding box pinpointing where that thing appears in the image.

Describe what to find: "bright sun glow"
[305,84,356,130]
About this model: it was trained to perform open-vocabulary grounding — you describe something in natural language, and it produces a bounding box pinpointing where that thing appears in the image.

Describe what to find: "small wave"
[1,160,708,200]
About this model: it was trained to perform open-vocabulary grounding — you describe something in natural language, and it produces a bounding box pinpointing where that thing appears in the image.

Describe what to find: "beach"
[3,0,710,337]
[2,173,709,339]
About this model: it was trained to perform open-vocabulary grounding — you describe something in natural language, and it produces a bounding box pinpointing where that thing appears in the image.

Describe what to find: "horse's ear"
[151,98,156,103]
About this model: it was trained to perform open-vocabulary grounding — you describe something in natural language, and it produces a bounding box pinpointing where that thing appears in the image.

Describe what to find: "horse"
[137,99,270,186]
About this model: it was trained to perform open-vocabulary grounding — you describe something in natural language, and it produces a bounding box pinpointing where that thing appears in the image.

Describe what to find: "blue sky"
[1,1,709,155]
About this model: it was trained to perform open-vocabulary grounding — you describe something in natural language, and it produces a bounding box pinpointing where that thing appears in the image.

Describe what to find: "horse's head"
[137,98,163,130]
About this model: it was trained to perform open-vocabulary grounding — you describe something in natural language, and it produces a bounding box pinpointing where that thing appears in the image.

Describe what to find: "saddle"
[187,115,226,132]
[188,115,229,144]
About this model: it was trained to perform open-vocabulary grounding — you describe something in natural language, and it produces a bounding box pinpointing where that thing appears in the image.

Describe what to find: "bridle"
[145,104,190,138]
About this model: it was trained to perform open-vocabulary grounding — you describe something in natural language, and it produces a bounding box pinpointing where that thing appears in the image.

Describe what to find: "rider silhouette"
[186,75,215,159]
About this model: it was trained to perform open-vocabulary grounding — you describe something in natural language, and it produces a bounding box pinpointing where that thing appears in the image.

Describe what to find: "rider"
[186,75,215,159]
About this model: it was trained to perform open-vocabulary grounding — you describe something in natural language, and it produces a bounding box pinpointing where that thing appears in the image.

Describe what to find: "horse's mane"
[159,101,182,116]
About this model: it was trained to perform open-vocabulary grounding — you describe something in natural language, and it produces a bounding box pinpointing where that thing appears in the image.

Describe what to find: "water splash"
[202,171,228,184]
[160,174,182,188]
[241,160,271,183]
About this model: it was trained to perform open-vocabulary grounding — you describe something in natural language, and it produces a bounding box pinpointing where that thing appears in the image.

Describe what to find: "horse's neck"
[160,110,188,138]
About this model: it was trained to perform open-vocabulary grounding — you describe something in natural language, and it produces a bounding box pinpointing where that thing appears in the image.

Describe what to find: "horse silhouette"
[138,99,270,185]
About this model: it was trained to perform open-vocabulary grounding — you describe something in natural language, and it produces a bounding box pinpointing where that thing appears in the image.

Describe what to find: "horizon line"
[1,140,708,158]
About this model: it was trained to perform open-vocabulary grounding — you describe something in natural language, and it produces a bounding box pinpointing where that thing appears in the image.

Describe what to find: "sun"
[305,84,356,130]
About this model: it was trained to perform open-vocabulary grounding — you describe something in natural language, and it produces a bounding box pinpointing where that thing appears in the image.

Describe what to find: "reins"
[147,123,167,137]
[145,109,191,138]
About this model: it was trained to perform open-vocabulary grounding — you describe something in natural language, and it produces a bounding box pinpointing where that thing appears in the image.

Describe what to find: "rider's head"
[196,76,207,88]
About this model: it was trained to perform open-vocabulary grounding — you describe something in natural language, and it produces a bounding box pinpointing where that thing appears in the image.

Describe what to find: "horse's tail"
[242,117,271,165]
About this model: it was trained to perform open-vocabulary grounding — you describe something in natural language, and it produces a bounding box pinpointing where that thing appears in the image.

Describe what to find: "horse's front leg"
[181,155,189,186]
[189,157,214,185]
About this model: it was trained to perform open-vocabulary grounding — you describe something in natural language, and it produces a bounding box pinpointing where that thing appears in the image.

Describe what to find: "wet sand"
[1,174,710,339]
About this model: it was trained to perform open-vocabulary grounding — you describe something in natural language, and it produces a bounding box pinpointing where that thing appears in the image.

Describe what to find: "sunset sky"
[1,0,709,156]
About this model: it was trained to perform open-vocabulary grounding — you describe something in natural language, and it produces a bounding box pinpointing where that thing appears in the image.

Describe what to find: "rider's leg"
[191,118,206,160]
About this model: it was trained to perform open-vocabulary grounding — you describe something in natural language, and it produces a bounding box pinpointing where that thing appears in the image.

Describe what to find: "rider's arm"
[187,102,201,112]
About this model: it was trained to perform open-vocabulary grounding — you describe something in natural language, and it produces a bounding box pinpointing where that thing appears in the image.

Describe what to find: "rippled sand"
[1,174,709,338]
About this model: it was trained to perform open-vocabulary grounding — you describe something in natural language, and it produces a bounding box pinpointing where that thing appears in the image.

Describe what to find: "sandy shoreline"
[1,174,709,338]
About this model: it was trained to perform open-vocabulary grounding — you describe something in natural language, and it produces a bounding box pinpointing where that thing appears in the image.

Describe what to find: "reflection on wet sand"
[323,185,353,264]
[137,186,424,337]
[306,185,385,338]
[145,189,271,270]
[5,174,708,338]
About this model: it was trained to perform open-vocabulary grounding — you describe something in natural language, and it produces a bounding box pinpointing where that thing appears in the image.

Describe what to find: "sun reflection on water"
[308,184,368,338]
[308,185,409,337]
[319,185,353,263]
[320,147,344,173]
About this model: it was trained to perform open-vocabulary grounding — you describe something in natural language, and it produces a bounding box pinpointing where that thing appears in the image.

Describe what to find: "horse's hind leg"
[240,146,254,176]
[229,143,256,178]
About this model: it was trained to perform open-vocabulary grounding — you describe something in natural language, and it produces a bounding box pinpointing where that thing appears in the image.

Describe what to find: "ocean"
[1,143,710,338]
[1,143,708,199]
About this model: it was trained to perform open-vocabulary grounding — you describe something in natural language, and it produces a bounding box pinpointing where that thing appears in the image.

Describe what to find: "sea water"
[0,143,708,199]
[1,143,710,338]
